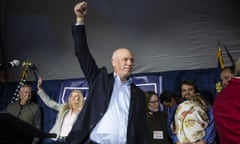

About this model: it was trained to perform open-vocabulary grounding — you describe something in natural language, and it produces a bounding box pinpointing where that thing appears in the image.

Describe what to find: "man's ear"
[112,59,115,67]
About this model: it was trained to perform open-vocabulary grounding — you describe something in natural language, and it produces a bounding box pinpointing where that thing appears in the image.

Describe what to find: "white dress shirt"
[90,74,132,144]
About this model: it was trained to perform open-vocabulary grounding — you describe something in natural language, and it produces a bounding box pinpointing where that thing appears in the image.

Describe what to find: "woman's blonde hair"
[58,90,85,117]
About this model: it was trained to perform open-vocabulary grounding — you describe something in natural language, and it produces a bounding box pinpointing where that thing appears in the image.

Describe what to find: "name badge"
[153,130,163,139]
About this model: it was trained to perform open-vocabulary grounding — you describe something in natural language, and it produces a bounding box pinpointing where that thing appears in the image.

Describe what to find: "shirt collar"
[113,73,133,85]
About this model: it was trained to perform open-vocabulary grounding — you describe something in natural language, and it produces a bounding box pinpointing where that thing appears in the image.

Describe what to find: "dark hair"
[145,91,158,104]
[179,80,198,93]
[160,91,176,103]
[221,66,235,74]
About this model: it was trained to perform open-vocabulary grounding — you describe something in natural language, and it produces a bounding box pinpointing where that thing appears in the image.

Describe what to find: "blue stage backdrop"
[58,75,162,103]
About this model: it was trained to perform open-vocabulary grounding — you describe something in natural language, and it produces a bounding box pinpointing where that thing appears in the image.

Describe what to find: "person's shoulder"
[29,102,40,108]
[7,101,18,106]
[131,83,141,89]
[230,77,240,83]
[132,84,145,94]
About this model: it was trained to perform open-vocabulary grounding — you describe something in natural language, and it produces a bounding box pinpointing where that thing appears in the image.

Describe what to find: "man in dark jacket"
[67,1,148,144]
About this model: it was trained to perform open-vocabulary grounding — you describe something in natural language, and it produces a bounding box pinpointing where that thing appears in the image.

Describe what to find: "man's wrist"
[76,17,84,25]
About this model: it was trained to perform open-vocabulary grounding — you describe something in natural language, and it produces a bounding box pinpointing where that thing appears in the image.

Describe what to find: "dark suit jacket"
[66,25,148,144]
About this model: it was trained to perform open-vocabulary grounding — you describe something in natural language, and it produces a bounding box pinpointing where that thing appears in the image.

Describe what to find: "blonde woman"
[37,77,84,143]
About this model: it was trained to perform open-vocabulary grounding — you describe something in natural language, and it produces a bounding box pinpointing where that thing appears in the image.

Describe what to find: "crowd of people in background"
[1,1,240,144]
